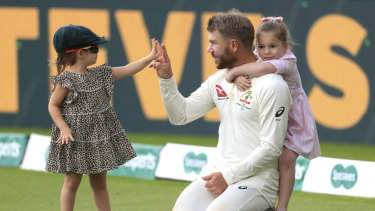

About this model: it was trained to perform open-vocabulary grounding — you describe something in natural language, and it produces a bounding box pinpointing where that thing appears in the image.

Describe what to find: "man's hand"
[149,44,173,79]
[202,172,228,197]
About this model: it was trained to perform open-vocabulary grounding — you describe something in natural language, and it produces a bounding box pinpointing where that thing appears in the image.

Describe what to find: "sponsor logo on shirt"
[275,106,285,121]
[216,85,229,100]
[275,106,285,117]
[237,90,252,110]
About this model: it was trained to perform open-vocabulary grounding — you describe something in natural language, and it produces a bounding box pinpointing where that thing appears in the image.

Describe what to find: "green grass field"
[1,127,375,211]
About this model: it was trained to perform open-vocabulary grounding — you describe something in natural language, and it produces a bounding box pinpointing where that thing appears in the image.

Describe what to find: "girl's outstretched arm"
[48,83,74,144]
[112,38,161,80]
[226,62,276,83]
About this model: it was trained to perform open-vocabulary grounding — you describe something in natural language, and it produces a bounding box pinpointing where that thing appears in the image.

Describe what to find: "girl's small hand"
[149,38,161,61]
[57,126,75,145]
[234,75,252,91]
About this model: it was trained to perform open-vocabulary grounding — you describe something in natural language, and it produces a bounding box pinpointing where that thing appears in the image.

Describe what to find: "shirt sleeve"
[222,75,292,184]
[159,76,216,125]
[264,50,296,75]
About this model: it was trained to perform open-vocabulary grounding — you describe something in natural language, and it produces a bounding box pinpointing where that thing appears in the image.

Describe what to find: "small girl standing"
[226,17,321,211]
[46,24,160,211]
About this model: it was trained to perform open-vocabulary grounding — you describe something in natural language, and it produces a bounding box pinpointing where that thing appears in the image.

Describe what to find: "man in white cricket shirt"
[152,9,292,211]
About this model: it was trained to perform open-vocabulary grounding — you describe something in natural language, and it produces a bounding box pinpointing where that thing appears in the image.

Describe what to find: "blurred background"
[1,1,375,210]
[0,0,374,145]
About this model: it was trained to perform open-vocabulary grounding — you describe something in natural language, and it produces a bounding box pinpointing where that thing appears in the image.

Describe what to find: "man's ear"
[230,39,239,53]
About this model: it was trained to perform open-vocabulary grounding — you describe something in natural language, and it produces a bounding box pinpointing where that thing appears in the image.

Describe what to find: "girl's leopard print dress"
[46,64,137,174]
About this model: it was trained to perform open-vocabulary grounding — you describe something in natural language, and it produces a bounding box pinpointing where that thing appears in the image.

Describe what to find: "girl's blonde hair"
[256,16,293,48]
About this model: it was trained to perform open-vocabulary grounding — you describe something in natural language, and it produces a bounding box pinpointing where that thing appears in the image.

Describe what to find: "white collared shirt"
[159,67,292,186]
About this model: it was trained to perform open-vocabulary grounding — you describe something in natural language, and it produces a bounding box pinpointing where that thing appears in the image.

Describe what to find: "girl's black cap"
[53,24,109,53]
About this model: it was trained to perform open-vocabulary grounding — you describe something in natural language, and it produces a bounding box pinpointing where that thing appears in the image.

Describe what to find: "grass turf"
[1,127,375,210]
[1,167,374,211]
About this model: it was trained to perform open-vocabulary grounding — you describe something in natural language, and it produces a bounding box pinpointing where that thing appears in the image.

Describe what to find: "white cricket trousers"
[172,178,274,211]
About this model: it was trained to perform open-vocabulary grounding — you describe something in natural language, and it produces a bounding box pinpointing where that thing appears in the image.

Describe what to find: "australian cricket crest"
[237,90,252,110]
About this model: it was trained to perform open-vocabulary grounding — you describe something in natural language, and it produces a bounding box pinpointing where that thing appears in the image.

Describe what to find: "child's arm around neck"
[112,38,161,80]
[225,61,276,83]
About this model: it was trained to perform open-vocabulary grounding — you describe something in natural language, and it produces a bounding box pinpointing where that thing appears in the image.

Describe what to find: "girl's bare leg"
[89,171,111,211]
[61,173,83,211]
[276,147,298,211]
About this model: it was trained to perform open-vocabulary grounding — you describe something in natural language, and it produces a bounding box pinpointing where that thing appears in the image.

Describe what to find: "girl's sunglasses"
[65,45,99,54]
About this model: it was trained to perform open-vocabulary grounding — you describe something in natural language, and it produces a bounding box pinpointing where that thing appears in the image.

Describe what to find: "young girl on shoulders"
[226,17,321,211]
[46,24,160,211]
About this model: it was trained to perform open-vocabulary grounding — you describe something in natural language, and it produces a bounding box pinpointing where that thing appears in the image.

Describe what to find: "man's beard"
[216,47,237,69]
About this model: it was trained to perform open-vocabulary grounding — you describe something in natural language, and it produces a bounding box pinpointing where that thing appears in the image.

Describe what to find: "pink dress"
[264,49,321,159]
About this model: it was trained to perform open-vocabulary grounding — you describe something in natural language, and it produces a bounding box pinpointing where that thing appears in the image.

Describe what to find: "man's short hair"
[207,8,255,50]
